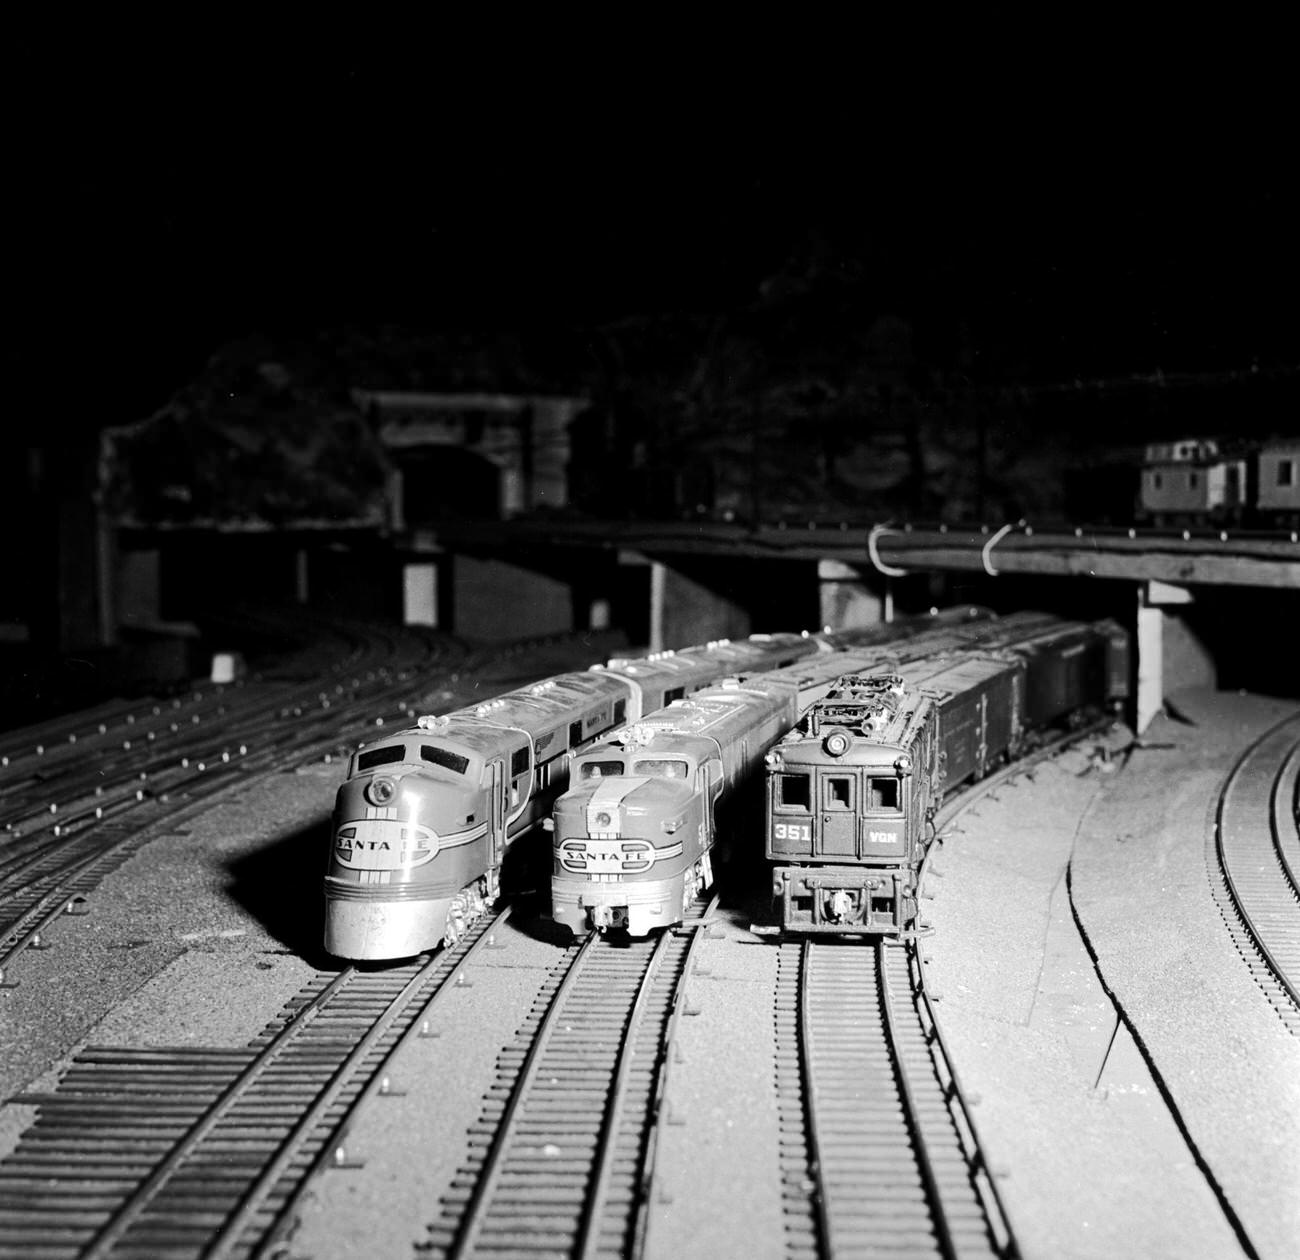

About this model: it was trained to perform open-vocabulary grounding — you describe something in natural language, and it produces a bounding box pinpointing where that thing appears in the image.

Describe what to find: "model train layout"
[324,610,989,959]
[546,612,1128,938]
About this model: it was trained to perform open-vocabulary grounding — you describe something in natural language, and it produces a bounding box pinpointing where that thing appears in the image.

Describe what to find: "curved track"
[1208,712,1300,1034]
[425,900,715,1260]
[0,618,463,986]
[766,722,1111,1258]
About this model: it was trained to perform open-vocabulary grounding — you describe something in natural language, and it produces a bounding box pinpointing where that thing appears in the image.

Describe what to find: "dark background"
[4,33,1298,716]
[9,34,1298,436]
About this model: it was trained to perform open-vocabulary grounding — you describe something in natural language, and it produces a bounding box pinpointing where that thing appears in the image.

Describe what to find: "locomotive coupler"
[826,889,855,922]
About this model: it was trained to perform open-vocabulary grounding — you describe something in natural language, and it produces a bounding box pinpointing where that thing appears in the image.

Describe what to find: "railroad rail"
[1208,712,1300,1034]
[765,718,1106,1258]
[0,623,455,987]
[774,938,1011,1260]
[0,622,610,988]
[0,911,507,1260]
[424,899,714,1259]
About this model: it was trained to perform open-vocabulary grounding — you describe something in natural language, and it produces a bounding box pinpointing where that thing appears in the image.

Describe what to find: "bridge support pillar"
[818,560,891,630]
[403,562,438,627]
[1136,581,1215,733]
[645,559,749,652]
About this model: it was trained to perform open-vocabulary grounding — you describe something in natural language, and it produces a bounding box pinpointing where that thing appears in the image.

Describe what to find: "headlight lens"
[823,731,851,757]
[366,776,398,806]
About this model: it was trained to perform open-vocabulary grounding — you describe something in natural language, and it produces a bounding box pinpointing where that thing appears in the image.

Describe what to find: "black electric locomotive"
[766,616,1129,935]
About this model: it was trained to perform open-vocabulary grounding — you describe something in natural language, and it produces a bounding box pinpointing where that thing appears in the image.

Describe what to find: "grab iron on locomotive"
[324,610,989,959]
[545,611,1089,937]
[766,615,1129,935]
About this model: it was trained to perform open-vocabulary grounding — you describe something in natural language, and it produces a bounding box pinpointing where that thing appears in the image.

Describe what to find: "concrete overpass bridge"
[405,518,1300,733]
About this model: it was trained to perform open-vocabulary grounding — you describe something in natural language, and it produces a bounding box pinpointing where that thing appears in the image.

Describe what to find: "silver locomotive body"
[324,633,820,959]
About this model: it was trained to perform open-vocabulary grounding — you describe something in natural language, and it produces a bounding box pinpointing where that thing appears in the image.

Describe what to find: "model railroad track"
[425,899,715,1260]
[776,938,1015,1260]
[0,608,383,786]
[0,910,508,1260]
[767,724,1094,1260]
[0,625,623,987]
[0,614,432,831]
[0,625,461,984]
[1208,712,1300,1034]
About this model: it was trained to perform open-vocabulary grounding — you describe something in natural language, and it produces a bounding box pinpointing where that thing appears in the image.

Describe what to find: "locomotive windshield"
[357,745,406,771]
[631,758,689,779]
[778,774,812,808]
[421,745,470,775]
[580,759,625,779]
[866,776,902,811]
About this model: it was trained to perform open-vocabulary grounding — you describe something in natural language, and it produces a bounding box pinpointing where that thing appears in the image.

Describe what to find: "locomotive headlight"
[894,754,913,775]
[764,750,783,772]
[365,776,398,806]
[596,811,612,828]
[823,730,851,757]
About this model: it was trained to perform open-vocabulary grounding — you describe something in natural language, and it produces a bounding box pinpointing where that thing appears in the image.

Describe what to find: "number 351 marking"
[774,823,811,841]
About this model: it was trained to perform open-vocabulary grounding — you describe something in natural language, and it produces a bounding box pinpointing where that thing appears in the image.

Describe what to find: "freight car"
[1130,435,1299,528]
[324,611,991,959]
[1256,438,1300,525]
[766,616,1129,935]
[1136,438,1248,527]
[546,611,1060,937]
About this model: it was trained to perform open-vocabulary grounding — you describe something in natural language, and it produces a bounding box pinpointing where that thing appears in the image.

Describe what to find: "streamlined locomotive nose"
[325,771,484,959]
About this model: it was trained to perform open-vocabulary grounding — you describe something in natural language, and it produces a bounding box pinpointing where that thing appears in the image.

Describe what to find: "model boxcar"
[1256,439,1300,524]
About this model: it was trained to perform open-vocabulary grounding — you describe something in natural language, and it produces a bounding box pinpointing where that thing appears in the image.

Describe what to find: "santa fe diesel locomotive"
[766,615,1130,935]
[325,613,989,959]
[547,609,1049,937]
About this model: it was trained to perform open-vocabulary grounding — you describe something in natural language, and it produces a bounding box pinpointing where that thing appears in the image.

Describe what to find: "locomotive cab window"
[631,758,689,778]
[580,759,625,779]
[358,745,407,771]
[510,747,530,777]
[778,774,811,809]
[867,777,901,811]
[823,776,854,810]
[1280,459,1295,487]
[421,745,470,775]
